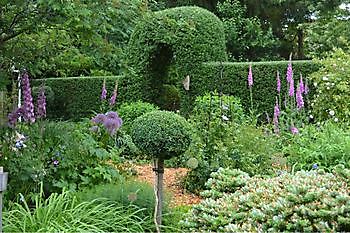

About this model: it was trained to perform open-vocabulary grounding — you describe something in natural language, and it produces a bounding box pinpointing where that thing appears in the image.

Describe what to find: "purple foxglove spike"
[101,79,107,100]
[277,70,281,93]
[289,76,294,97]
[304,82,309,95]
[8,107,23,128]
[21,72,35,123]
[299,74,305,94]
[109,81,118,106]
[273,98,280,134]
[247,64,253,87]
[296,85,304,110]
[286,60,293,84]
[36,86,46,118]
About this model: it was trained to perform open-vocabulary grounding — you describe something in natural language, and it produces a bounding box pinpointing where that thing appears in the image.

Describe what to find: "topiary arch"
[121,6,227,113]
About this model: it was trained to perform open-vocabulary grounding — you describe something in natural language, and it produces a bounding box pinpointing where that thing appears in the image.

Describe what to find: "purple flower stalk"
[8,107,23,128]
[286,60,293,84]
[273,99,280,134]
[290,126,299,135]
[296,84,304,110]
[36,86,46,118]
[109,81,118,106]
[247,64,253,87]
[101,79,107,100]
[21,72,35,123]
[299,74,305,94]
[304,82,309,95]
[276,70,281,93]
[91,111,122,136]
[289,76,294,97]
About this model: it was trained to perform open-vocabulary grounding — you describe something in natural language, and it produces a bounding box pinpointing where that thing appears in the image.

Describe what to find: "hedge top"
[122,6,227,103]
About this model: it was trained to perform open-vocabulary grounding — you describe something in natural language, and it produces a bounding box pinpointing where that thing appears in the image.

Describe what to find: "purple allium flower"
[273,99,280,134]
[299,74,305,94]
[312,163,318,169]
[8,107,24,128]
[101,79,107,100]
[296,84,304,110]
[286,60,293,84]
[247,64,253,87]
[276,70,281,93]
[290,126,299,135]
[36,86,46,119]
[289,76,294,97]
[91,113,106,124]
[21,72,35,123]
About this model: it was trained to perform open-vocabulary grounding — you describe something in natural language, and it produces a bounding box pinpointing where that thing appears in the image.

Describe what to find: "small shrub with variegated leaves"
[181,166,350,232]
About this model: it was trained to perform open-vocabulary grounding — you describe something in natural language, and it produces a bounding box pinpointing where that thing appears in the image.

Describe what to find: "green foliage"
[0,121,121,200]
[117,101,159,134]
[304,18,350,58]
[182,167,350,232]
[283,121,350,171]
[216,0,278,61]
[309,50,350,123]
[187,60,319,116]
[76,181,157,219]
[122,6,227,109]
[131,111,192,160]
[183,94,276,193]
[32,76,121,120]
[3,187,150,232]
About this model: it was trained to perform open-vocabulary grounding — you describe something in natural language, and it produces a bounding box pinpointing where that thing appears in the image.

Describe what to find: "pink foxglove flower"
[277,70,281,93]
[299,74,305,94]
[247,64,253,87]
[109,81,118,106]
[36,86,46,118]
[286,60,293,84]
[289,76,294,97]
[21,72,35,123]
[296,84,304,110]
[273,98,280,134]
[101,79,107,100]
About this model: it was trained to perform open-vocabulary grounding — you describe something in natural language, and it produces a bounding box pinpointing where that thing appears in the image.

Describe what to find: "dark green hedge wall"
[121,6,227,107]
[32,76,121,120]
[185,60,320,117]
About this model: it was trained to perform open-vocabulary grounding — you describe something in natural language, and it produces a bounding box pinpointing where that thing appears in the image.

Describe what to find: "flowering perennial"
[36,86,46,118]
[21,72,35,123]
[247,64,253,87]
[101,79,107,100]
[91,111,122,136]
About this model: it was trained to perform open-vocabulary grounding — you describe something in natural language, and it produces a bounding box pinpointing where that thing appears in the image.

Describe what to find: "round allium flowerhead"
[131,110,192,160]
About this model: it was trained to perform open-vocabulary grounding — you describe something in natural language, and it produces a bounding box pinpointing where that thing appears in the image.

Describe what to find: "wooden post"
[153,158,164,233]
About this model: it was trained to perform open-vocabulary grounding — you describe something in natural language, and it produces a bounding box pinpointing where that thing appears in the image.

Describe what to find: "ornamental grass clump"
[182,166,350,232]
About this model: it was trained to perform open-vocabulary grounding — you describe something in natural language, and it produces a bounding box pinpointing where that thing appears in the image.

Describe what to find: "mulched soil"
[132,164,202,207]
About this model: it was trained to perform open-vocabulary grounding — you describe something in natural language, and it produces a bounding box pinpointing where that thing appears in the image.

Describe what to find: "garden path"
[132,164,201,207]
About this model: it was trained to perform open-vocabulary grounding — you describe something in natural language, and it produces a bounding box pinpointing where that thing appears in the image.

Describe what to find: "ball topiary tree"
[121,6,227,114]
[131,110,192,231]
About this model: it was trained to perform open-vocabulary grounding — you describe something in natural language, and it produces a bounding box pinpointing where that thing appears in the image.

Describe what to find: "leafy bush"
[182,166,350,232]
[182,94,276,193]
[131,111,192,160]
[117,101,159,134]
[309,49,350,123]
[4,186,151,232]
[283,121,350,171]
[0,121,122,200]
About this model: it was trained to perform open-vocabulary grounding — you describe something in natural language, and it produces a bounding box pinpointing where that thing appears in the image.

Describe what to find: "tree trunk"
[153,158,164,233]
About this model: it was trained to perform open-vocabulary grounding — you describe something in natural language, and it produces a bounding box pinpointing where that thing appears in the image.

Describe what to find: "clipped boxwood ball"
[131,111,192,160]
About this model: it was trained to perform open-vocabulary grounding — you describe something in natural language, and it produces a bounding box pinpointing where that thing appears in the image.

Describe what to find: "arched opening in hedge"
[121,6,227,113]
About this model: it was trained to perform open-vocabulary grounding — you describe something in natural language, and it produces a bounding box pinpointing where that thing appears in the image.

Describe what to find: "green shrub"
[182,94,276,193]
[182,166,350,232]
[0,121,121,201]
[32,76,121,120]
[117,101,159,134]
[309,49,350,123]
[4,186,151,232]
[122,6,227,110]
[131,111,192,160]
[284,121,350,171]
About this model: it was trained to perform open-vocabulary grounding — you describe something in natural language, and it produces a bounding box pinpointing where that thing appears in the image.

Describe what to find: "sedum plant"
[182,166,350,232]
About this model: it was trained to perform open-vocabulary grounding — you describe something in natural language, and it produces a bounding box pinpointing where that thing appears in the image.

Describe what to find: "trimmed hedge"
[121,6,227,109]
[184,60,320,117]
[32,76,121,120]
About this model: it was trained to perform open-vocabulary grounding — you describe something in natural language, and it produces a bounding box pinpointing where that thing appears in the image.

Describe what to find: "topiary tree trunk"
[153,158,164,233]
